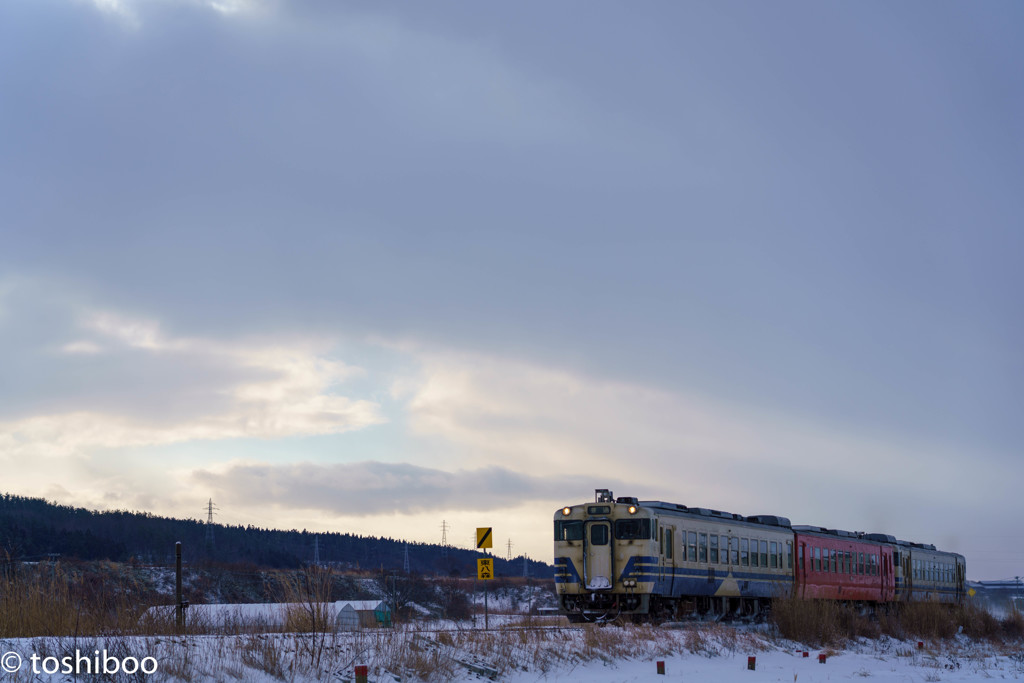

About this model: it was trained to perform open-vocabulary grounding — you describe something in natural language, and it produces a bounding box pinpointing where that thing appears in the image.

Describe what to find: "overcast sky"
[1,0,1021,579]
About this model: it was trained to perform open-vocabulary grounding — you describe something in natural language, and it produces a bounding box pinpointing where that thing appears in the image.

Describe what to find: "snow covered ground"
[500,640,1024,682]
[1,625,1021,681]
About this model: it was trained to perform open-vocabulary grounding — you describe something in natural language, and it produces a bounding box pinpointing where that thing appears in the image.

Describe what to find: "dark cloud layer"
[192,460,629,516]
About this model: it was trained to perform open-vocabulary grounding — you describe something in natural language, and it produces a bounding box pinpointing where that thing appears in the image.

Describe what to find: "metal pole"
[175,542,183,631]
[484,549,489,630]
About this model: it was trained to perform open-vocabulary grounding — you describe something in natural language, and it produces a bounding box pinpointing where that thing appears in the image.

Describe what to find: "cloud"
[191,460,618,516]
[80,0,263,25]
[400,350,1013,520]
[0,282,385,462]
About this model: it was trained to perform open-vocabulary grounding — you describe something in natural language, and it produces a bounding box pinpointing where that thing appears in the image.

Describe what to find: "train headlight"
[628,505,637,514]
[623,578,637,588]
[562,507,572,516]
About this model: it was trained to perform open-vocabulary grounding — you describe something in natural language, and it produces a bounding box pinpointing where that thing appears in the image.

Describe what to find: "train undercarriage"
[560,591,775,624]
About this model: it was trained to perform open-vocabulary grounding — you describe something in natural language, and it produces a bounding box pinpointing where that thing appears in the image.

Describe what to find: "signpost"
[476,528,493,629]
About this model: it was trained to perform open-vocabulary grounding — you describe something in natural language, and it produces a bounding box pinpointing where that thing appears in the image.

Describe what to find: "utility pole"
[175,542,188,631]
[313,536,320,566]
[403,543,410,573]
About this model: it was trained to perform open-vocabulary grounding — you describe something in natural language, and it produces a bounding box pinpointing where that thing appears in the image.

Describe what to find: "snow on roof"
[336,600,388,612]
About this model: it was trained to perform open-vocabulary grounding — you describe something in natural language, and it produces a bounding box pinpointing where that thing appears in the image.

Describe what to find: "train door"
[956,559,965,603]
[796,541,807,599]
[664,525,676,596]
[881,550,892,602]
[903,552,913,600]
[584,520,613,590]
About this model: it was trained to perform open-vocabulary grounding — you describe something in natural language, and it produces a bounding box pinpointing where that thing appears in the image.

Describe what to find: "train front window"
[590,524,609,545]
[554,520,584,541]
[614,518,651,540]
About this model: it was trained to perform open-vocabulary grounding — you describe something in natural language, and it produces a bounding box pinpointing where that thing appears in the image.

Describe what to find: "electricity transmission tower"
[506,539,514,561]
[440,520,450,558]
[204,498,219,550]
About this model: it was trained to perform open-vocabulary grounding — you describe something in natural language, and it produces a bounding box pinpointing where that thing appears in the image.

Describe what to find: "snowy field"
[1,624,1022,682]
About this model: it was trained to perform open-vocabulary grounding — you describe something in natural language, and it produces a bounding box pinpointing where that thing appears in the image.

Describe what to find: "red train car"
[794,526,894,603]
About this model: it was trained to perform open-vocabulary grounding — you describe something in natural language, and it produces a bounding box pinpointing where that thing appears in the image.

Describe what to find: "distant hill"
[0,493,552,578]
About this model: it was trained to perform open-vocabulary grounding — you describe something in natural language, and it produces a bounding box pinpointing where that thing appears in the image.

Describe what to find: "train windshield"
[614,518,651,540]
[554,520,584,541]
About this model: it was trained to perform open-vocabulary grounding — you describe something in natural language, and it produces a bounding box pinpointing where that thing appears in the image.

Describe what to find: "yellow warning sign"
[968,588,976,597]
[477,557,494,580]
[476,527,493,549]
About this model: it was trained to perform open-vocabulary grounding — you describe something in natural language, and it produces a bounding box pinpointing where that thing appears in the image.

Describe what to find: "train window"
[831,550,837,573]
[760,540,768,568]
[741,539,749,566]
[859,552,865,575]
[722,536,730,564]
[752,540,760,567]
[710,535,719,563]
[666,530,673,560]
[812,546,820,572]
[787,541,792,569]
[699,533,708,563]
[730,537,738,565]
[847,552,853,574]
[689,532,697,562]
[614,519,651,540]
[838,550,845,573]
[658,527,664,555]
[768,541,776,569]
[591,524,609,545]
[587,506,611,515]
[554,520,584,542]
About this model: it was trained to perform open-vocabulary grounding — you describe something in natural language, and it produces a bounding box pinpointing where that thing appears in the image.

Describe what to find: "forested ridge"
[0,493,552,577]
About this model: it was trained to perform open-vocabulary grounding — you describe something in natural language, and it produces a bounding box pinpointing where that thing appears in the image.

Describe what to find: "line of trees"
[0,493,552,577]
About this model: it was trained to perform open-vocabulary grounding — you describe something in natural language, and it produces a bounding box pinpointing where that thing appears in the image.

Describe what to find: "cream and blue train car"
[554,489,795,621]
[892,540,966,604]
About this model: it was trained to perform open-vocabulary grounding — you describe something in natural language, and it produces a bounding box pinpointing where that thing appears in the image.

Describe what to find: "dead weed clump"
[771,597,849,647]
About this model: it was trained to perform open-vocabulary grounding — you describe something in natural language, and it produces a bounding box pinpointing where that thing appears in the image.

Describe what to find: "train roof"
[637,502,793,529]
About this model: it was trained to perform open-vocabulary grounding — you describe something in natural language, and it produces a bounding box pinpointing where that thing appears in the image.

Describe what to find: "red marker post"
[355,665,368,683]
[747,656,756,670]
[656,661,665,674]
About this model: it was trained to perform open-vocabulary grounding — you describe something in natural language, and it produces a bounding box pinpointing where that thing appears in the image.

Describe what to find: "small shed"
[335,600,391,630]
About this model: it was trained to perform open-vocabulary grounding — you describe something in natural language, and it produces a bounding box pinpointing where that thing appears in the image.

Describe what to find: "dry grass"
[0,560,140,638]
[771,597,878,646]
[772,598,1024,647]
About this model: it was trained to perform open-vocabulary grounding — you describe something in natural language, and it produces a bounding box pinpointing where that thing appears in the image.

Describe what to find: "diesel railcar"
[554,489,966,621]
